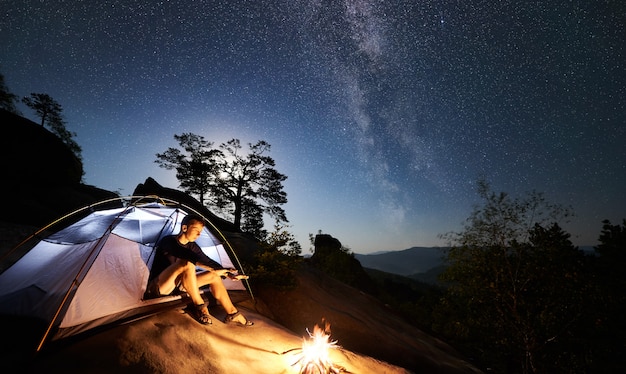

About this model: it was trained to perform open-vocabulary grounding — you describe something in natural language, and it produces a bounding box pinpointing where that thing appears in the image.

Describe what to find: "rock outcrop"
[310,233,378,294]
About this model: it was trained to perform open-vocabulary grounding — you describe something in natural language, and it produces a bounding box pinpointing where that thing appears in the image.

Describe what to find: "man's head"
[179,214,205,242]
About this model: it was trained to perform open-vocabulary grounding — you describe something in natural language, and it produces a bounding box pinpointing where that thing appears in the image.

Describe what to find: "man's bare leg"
[196,271,237,314]
[154,258,189,295]
[178,262,207,308]
[196,271,252,325]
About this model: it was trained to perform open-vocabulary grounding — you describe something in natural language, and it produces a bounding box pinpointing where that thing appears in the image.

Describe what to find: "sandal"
[225,310,253,326]
[185,303,212,325]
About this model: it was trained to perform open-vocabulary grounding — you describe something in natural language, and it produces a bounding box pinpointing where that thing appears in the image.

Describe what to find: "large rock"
[133,177,236,233]
[2,109,82,186]
[310,233,378,294]
[255,265,480,373]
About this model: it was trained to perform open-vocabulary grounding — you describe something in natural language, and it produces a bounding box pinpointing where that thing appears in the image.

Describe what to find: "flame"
[292,320,343,374]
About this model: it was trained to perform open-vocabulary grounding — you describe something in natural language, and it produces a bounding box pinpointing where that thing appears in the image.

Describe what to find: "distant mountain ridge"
[354,247,447,276]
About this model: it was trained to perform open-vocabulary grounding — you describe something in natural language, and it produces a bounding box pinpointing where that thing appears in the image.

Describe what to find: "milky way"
[2,0,624,252]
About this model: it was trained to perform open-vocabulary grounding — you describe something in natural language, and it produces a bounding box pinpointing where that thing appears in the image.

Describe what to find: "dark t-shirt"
[149,235,223,281]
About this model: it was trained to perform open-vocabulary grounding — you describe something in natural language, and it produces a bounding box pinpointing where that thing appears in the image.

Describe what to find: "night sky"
[2,1,624,253]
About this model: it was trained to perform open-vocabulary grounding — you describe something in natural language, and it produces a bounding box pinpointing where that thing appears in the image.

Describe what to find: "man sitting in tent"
[144,214,253,326]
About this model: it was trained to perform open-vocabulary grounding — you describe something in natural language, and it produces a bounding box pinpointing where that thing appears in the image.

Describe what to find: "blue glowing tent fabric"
[0,200,247,348]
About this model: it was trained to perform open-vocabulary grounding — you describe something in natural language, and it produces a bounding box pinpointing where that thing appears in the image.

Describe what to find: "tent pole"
[35,206,133,351]
[36,278,79,351]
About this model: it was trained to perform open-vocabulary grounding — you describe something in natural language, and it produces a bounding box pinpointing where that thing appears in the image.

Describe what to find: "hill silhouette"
[354,247,447,276]
[1,109,118,226]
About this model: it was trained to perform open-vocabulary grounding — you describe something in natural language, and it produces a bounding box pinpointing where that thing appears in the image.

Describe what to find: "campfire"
[288,320,345,374]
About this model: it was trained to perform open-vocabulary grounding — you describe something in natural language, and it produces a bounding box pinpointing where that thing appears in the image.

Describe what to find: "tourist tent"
[0,196,250,351]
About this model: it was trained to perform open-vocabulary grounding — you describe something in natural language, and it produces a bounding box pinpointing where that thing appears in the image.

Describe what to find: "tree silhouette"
[22,92,82,162]
[438,180,589,373]
[246,224,302,290]
[0,73,20,114]
[155,133,220,206]
[156,135,288,236]
[211,139,287,235]
[22,93,62,127]
[590,219,626,371]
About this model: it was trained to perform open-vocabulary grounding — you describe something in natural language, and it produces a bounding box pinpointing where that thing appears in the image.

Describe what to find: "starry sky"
[2,0,625,254]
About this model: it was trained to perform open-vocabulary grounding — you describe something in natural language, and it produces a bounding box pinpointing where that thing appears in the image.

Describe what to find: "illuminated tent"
[0,197,250,351]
